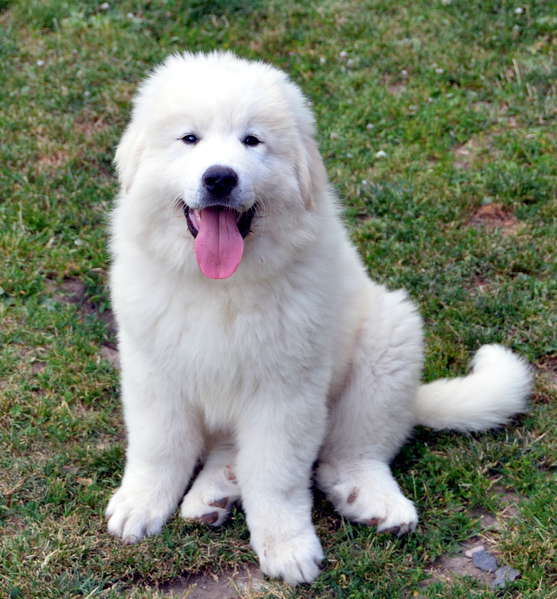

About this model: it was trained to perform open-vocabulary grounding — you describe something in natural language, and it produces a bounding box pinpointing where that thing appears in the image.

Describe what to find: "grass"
[1,0,556,597]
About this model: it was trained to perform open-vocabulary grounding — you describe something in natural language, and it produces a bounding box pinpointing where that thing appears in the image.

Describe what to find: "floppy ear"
[114,122,145,194]
[295,132,328,211]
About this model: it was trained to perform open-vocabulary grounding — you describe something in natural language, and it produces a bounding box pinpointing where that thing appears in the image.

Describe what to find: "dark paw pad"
[380,526,401,535]
[346,487,359,504]
[225,465,237,482]
[363,518,381,527]
[196,511,219,525]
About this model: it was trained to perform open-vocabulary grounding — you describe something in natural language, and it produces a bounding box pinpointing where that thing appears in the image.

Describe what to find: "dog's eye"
[181,134,199,145]
[242,135,262,147]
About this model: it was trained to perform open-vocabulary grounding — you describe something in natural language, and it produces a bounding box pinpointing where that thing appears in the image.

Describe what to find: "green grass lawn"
[1,1,556,597]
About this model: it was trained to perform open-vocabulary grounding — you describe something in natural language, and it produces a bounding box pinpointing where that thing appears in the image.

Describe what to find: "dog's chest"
[144,279,332,396]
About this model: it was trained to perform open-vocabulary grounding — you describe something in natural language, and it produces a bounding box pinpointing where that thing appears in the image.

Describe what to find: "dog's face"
[115,52,328,280]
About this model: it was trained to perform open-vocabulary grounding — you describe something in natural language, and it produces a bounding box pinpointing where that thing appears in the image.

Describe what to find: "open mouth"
[183,204,256,280]
[184,204,256,239]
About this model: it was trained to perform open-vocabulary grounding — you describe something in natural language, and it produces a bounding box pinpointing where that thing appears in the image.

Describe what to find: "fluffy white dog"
[106,51,531,584]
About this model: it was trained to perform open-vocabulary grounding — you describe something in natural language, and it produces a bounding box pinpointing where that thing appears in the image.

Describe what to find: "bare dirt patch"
[382,74,406,97]
[493,486,521,520]
[46,276,116,334]
[452,130,500,170]
[468,275,492,296]
[469,203,524,236]
[423,539,520,590]
[453,136,485,170]
[422,486,523,590]
[424,539,495,588]
[37,148,71,174]
[452,112,517,169]
[75,112,109,139]
[387,82,406,96]
[48,277,87,305]
[537,356,557,388]
[100,344,120,369]
[161,565,272,599]
[31,360,47,373]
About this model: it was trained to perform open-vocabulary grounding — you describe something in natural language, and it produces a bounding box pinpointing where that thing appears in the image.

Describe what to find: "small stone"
[492,565,520,588]
[464,544,485,558]
[472,550,498,572]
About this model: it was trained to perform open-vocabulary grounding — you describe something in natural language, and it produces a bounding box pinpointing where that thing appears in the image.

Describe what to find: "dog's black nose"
[202,165,239,198]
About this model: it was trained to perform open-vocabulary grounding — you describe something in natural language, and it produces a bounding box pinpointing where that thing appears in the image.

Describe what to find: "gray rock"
[492,565,520,588]
[464,544,485,558]
[472,549,498,572]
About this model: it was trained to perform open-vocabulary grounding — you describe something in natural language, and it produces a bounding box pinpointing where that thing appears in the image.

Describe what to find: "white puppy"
[106,52,531,585]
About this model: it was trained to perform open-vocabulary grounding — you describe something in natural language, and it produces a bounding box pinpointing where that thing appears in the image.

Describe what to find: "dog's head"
[114,52,328,280]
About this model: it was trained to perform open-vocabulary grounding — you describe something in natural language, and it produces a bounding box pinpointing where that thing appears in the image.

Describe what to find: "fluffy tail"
[414,344,532,432]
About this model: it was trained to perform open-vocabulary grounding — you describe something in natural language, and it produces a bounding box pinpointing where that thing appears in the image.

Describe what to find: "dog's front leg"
[236,386,327,585]
[106,334,203,543]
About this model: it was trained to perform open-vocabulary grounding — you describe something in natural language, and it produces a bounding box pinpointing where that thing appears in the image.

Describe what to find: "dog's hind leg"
[317,285,424,534]
[181,438,240,527]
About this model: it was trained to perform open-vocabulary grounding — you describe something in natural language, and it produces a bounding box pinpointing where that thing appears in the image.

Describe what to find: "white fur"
[106,51,532,584]
[415,344,531,432]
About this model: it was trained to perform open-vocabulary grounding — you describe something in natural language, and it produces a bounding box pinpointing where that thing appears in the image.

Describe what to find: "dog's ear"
[285,79,328,210]
[115,123,145,194]
[295,132,327,211]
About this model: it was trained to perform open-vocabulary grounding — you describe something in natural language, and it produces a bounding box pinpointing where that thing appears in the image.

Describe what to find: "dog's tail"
[414,344,532,432]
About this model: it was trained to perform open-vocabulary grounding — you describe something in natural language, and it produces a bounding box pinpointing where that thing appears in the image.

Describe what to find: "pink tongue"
[194,207,244,279]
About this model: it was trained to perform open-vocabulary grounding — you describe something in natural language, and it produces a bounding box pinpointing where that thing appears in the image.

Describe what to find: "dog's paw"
[106,484,176,543]
[344,485,418,535]
[318,461,418,535]
[181,463,239,527]
[254,529,324,585]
